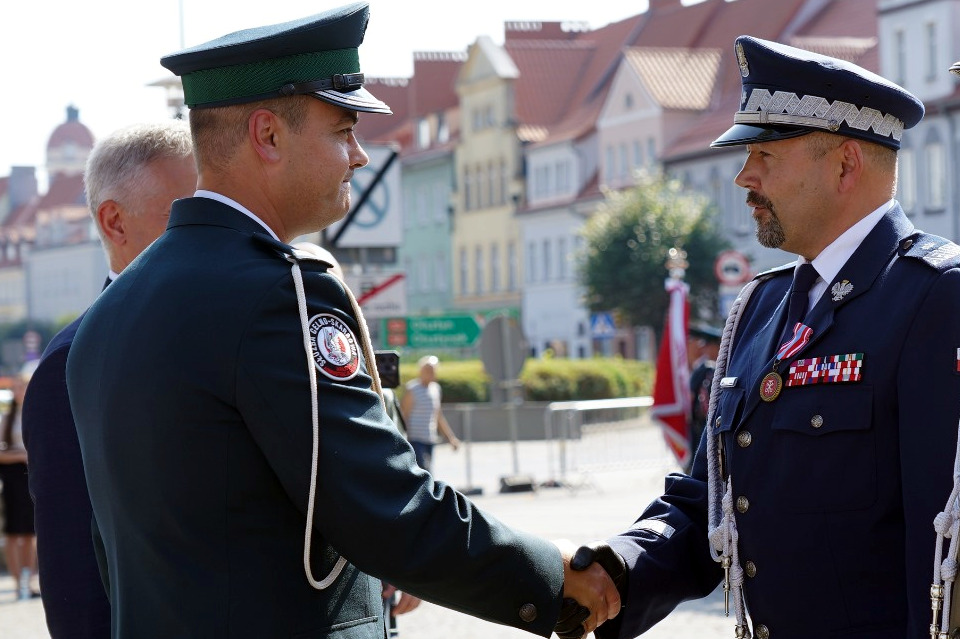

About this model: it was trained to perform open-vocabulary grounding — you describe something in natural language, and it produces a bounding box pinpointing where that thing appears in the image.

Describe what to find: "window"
[898,148,916,212]
[437,112,449,144]
[433,184,447,223]
[619,143,629,178]
[435,253,447,292]
[527,241,538,283]
[416,118,430,149]
[605,146,615,182]
[414,256,426,293]
[556,160,570,194]
[404,190,415,229]
[926,23,938,81]
[463,167,472,212]
[925,140,946,210]
[488,160,496,207]
[542,239,552,281]
[633,140,643,168]
[477,164,486,209]
[647,138,656,166]
[405,257,416,292]
[474,246,484,294]
[417,185,428,226]
[500,160,509,206]
[459,247,468,295]
[558,237,568,280]
[894,29,906,86]
[491,243,501,293]
[507,242,518,291]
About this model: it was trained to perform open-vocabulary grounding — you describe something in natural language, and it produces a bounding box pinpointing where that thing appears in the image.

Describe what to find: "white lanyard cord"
[289,259,384,590]
[705,276,764,638]
[932,420,960,636]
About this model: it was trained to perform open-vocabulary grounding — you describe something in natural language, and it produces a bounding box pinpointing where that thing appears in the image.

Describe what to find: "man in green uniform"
[66,3,619,638]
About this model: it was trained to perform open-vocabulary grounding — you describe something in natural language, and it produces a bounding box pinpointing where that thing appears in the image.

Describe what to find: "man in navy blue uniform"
[569,36,960,639]
[21,121,197,638]
[64,4,619,639]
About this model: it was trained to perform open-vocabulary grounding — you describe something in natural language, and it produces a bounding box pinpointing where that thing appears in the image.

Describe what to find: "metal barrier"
[543,396,677,491]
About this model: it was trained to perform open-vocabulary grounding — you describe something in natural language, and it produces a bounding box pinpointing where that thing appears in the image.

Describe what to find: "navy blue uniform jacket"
[66,198,564,639]
[597,205,960,639]
[23,310,111,639]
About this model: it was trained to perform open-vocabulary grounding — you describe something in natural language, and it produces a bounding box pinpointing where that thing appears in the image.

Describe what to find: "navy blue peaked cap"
[160,2,391,114]
[712,36,923,150]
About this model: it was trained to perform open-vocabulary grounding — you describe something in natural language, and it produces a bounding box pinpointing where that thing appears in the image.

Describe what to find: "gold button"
[737,431,752,448]
[519,603,537,623]
[745,561,756,578]
[756,623,770,639]
[736,496,749,513]
[811,415,824,429]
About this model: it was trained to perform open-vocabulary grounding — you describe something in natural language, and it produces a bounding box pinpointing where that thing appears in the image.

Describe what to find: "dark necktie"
[778,262,818,349]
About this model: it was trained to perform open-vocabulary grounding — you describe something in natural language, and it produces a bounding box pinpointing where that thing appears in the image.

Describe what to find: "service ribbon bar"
[786,352,864,387]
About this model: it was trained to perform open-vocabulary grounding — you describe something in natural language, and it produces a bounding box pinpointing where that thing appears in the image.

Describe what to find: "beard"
[748,191,785,248]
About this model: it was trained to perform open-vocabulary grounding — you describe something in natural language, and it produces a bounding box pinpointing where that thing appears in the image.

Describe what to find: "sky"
[1,0,659,189]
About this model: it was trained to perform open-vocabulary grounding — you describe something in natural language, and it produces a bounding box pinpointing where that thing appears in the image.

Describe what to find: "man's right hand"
[553,541,628,639]
[553,540,623,638]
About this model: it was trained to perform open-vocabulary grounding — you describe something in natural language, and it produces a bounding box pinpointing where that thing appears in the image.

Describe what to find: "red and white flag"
[651,278,691,468]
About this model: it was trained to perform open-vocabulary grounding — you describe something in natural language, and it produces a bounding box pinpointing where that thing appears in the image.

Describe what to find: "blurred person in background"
[0,360,40,599]
[21,120,196,637]
[400,355,461,473]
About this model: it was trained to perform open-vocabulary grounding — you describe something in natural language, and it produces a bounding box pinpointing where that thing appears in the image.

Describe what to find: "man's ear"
[249,109,283,163]
[837,139,864,193]
[97,200,126,246]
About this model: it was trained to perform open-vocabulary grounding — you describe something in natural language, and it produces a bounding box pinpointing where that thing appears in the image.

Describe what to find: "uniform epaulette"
[898,233,960,270]
[251,234,334,269]
[754,261,796,280]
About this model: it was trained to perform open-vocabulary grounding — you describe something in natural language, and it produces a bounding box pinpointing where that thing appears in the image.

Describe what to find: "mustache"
[746,191,774,210]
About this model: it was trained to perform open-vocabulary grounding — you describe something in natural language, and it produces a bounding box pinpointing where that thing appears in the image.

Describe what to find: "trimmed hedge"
[396,358,654,403]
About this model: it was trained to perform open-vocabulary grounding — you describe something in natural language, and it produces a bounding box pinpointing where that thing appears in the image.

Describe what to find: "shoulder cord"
[705,276,763,639]
[931,421,960,638]
[288,258,385,590]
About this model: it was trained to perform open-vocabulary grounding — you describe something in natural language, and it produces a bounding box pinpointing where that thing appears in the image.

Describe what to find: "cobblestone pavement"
[0,421,732,639]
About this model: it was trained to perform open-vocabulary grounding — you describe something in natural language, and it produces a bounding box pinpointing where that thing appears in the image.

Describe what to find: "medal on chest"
[760,322,813,402]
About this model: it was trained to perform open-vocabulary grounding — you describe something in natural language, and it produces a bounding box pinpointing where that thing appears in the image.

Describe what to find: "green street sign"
[385,314,481,349]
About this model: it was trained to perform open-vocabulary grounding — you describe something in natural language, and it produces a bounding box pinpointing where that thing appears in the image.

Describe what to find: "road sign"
[590,312,616,340]
[383,314,481,349]
[714,250,751,285]
[480,315,527,382]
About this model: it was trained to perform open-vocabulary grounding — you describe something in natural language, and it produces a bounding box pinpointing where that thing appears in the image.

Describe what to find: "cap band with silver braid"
[705,273,776,638]
[287,249,385,590]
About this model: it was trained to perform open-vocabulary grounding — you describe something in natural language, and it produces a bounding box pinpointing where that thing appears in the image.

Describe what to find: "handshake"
[554,541,628,639]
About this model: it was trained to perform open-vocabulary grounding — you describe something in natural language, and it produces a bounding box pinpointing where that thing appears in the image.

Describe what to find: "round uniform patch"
[308,313,360,381]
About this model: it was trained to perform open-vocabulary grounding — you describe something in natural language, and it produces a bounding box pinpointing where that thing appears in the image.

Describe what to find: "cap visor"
[711,123,811,148]
[312,87,392,114]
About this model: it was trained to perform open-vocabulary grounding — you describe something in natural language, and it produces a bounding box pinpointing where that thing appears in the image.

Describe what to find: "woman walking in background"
[0,361,39,599]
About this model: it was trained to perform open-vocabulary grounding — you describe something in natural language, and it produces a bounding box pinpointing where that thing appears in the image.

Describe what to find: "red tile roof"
[623,47,723,111]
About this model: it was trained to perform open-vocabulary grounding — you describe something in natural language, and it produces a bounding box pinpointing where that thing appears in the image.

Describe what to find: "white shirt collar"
[798,199,894,307]
[194,190,280,241]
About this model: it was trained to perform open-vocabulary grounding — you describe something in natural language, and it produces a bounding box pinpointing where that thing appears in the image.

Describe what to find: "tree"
[579,171,731,337]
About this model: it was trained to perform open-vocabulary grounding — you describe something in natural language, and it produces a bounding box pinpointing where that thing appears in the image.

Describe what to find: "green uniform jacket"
[67,197,563,638]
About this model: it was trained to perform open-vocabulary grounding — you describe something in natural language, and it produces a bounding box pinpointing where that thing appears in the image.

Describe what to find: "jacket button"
[736,496,749,513]
[519,603,537,623]
[756,623,770,639]
[737,431,752,447]
[745,560,757,578]
[811,414,823,429]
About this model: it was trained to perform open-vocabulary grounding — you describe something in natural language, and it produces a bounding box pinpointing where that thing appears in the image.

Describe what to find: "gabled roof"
[661,0,880,162]
[623,47,723,111]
